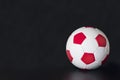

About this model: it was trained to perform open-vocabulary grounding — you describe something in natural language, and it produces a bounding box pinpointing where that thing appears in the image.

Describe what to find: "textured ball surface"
[66,27,110,70]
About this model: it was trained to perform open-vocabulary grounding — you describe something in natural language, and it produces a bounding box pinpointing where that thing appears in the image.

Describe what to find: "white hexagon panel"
[66,26,110,70]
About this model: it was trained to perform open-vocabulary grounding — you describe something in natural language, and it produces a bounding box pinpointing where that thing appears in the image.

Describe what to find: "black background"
[0,0,120,80]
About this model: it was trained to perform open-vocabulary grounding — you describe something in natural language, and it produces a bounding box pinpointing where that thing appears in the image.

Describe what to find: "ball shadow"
[62,62,120,80]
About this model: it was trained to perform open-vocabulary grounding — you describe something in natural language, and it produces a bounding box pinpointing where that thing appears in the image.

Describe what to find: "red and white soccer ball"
[66,27,110,70]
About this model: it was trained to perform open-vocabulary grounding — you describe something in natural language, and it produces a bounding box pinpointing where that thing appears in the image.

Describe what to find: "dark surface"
[0,62,120,80]
[0,0,120,80]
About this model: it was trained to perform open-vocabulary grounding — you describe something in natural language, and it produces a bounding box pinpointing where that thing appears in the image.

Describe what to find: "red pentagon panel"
[73,32,86,44]
[81,53,95,64]
[95,34,106,47]
[66,50,73,62]
[102,54,109,64]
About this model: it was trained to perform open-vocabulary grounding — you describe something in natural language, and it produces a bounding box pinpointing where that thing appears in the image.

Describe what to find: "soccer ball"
[66,26,110,70]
